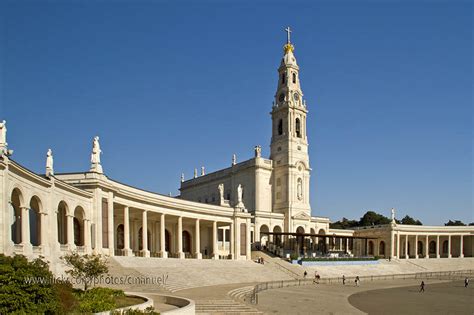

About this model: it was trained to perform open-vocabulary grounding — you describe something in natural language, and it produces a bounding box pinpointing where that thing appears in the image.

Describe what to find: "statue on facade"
[391,208,396,222]
[201,166,205,176]
[237,184,243,204]
[181,173,185,183]
[297,178,303,201]
[254,145,262,158]
[194,168,197,178]
[90,136,103,173]
[232,154,236,166]
[218,183,224,202]
[46,148,54,177]
[0,120,7,154]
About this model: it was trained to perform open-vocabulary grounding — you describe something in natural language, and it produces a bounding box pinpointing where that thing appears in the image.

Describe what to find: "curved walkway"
[253,279,451,314]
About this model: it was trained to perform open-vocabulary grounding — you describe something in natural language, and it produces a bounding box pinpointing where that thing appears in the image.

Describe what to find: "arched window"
[295,118,301,138]
[292,73,296,84]
[379,241,385,256]
[278,119,283,135]
[182,231,191,253]
[281,73,285,84]
[429,241,436,254]
[368,241,374,255]
[116,224,124,249]
[442,240,449,254]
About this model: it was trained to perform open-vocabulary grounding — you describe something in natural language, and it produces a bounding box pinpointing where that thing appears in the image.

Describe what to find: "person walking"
[420,281,425,293]
[355,276,360,287]
[304,271,307,279]
[342,275,346,285]
[465,278,469,288]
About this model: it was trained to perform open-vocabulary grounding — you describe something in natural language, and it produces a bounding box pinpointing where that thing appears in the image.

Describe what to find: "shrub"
[61,252,108,290]
[75,287,124,313]
[0,254,63,314]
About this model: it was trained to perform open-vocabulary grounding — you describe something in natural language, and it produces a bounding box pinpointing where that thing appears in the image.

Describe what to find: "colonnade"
[391,232,469,259]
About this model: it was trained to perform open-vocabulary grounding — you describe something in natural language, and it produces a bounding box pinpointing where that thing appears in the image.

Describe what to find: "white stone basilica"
[0,30,472,265]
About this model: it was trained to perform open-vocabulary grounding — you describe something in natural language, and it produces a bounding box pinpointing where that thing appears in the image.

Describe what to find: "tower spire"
[283,26,295,54]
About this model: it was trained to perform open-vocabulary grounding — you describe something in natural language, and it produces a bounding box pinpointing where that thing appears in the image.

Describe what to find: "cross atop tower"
[285,26,292,44]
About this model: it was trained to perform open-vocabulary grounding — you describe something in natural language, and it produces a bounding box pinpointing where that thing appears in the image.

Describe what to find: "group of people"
[301,271,470,291]
[255,257,265,264]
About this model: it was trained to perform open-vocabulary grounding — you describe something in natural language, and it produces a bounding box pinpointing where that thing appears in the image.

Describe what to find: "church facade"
[0,31,473,265]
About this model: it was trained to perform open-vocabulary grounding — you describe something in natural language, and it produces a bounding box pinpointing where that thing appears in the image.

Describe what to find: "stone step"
[195,299,262,314]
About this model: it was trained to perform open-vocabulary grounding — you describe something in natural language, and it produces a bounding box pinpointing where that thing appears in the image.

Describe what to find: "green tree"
[358,211,391,227]
[444,220,466,226]
[400,215,422,225]
[0,254,64,314]
[61,252,108,290]
[329,217,359,229]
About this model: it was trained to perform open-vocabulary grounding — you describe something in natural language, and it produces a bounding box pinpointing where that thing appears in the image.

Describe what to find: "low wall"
[94,292,153,315]
[299,260,380,266]
[155,295,195,315]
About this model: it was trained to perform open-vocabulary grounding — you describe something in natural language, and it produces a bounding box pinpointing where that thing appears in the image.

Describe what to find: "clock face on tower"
[279,93,285,102]
[293,93,300,101]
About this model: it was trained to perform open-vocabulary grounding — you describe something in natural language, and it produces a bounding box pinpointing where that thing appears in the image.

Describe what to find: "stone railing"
[241,269,474,305]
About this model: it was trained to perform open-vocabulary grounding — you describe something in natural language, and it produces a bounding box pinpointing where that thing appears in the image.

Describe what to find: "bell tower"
[270,27,311,232]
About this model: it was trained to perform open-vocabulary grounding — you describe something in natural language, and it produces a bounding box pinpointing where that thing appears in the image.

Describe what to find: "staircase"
[195,300,262,314]
[252,250,303,279]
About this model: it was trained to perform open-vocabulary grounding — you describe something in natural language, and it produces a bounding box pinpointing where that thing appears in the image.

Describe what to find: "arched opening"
[165,229,171,252]
[29,196,42,246]
[442,240,448,255]
[295,118,301,138]
[379,241,386,256]
[138,227,151,251]
[182,231,191,253]
[260,225,270,247]
[292,73,296,84]
[296,226,305,255]
[116,224,124,249]
[417,241,423,255]
[74,206,85,246]
[318,229,326,253]
[57,201,68,245]
[10,188,23,244]
[368,241,374,255]
[273,226,282,246]
[278,119,283,135]
[310,228,316,251]
[429,241,436,254]
[281,73,285,84]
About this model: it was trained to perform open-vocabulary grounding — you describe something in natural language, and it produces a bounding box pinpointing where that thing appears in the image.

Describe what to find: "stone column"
[39,211,48,250]
[460,235,464,258]
[212,221,218,259]
[123,206,132,256]
[346,238,349,254]
[230,222,235,259]
[141,210,150,257]
[396,232,400,259]
[21,207,31,248]
[436,235,440,258]
[177,216,184,259]
[404,235,408,259]
[107,193,114,256]
[415,235,418,259]
[194,219,201,259]
[425,235,429,259]
[235,219,241,259]
[448,235,452,258]
[246,218,251,260]
[390,230,395,259]
[67,214,74,249]
[84,219,91,253]
[160,213,167,258]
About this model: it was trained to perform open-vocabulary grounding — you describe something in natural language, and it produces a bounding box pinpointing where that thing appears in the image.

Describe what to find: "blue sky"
[0,1,472,225]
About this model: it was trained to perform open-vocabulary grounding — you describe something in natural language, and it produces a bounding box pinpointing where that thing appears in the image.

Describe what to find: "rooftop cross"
[285,26,292,44]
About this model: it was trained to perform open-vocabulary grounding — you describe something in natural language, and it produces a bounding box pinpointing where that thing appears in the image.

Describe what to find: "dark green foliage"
[445,220,466,226]
[329,217,359,229]
[61,252,108,290]
[74,287,124,313]
[469,222,474,226]
[358,211,391,226]
[0,254,63,314]
[400,215,423,225]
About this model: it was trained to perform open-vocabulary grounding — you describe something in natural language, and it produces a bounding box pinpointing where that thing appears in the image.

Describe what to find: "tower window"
[278,119,283,135]
[281,73,285,84]
[293,73,297,84]
[295,118,301,138]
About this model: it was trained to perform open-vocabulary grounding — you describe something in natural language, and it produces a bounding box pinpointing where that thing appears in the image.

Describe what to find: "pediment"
[292,211,311,220]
